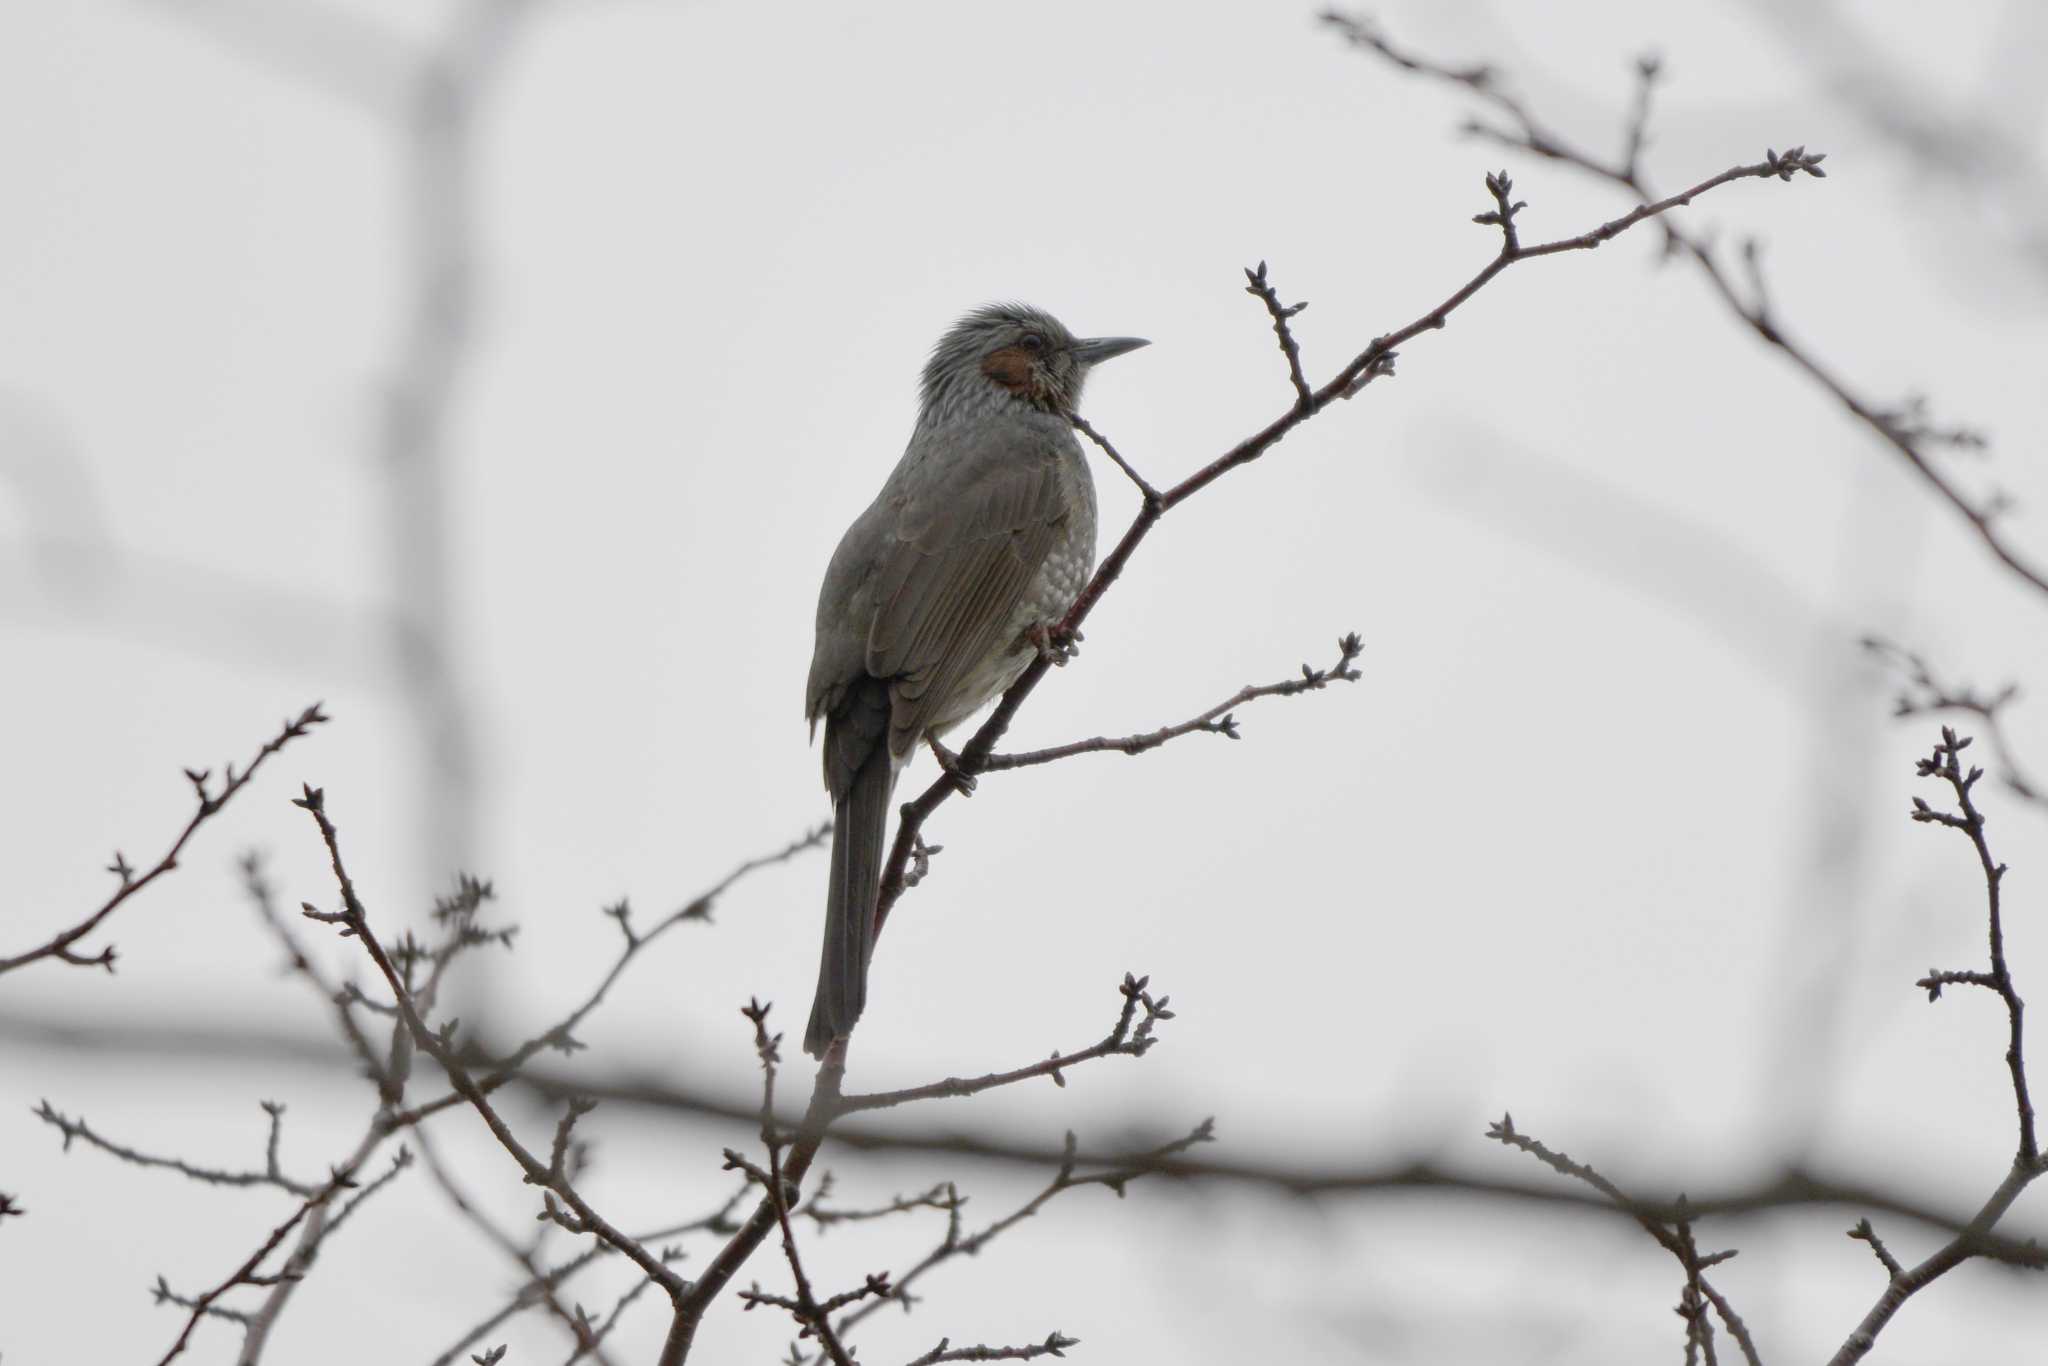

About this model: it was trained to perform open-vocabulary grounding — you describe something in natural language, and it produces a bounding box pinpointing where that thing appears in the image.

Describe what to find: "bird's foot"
[927,736,977,796]
[1027,622,1083,667]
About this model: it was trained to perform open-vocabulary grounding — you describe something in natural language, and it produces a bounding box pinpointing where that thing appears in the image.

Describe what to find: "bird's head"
[919,303,1148,419]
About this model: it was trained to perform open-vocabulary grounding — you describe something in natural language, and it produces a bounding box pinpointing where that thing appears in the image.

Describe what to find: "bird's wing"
[866,429,1067,756]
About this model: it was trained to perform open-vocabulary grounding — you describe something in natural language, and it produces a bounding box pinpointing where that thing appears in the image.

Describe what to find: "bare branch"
[725,1001,862,1366]
[152,1277,252,1328]
[152,1162,362,1366]
[832,1123,1212,1345]
[903,1332,1080,1366]
[322,1145,413,1241]
[425,1190,750,1366]
[34,1099,318,1198]
[1698,1280,1761,1366]
[1,704,326,975]
[663,981,1186,1361]
[233,1121,400,1365]
[835,974,1177,1115]
[1068,414,1158,507]
[361,821,833,1140]
[1849,1218,1905,1280]
[292,784,684,1299]
[981,634,1363,770]
[1868,639,2044,811]
[659,1052,847,1366]
[1243,261,1312,409]
[1486,1115,1756,1366]
[572,1264,677,1364]
[1825,727,2047,1363]
[801,1175,958,1231]
[1908,728,2036,1163]
[34,1068,408,1360]
[242,851,397,1096]
[410,1120,623,1366]
[1323,10,2048,602]
[485,823,828,1081]
[1829,1160,2044,1366]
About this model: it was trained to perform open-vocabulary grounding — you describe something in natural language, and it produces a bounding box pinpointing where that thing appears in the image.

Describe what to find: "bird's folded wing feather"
[866,433,1065,755]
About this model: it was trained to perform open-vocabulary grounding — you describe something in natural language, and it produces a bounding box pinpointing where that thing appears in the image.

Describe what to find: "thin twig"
[1698,1280,1761,1366]
[1243,260,1313,409]
[375,823,829,1132]
[1322,10,2048,602]
[34,1100,318,1198]
[413,1123,618,1366]
[1867,639,2044,811]
[832,1124,1212,1344]
[835,974,1176,1115]
[1828,1160,2044,1366]
[658,1050,846,1366]
[322,1146,413,1240]
[664,977,1190,1361]
[1909,727,2036,1163]
[234,1115,402,1363]
[1069,414,1159,507]
[1849,1219,1904,1280]
[1829,727,2045,1363]
[1486,1116,1756,1366]
[981,634,1363,770]
[489,823,828,1078]
[801,1175,958,1230]
[569,1266,676,1364]
[243,850,401,1107]
[1,704,326,975]
[728,1001,860,1366]
[902,1333,1080,1366]
[152,1162,361,1366]
[293,785,685,1298]
[426,1192,751,1366]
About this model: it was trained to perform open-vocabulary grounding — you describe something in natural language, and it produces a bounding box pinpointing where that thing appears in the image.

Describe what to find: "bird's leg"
[1026,621,1083,667]
[927,735,977,795]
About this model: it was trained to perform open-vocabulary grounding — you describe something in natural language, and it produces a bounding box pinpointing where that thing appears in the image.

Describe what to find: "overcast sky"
[5,2,2047,1362]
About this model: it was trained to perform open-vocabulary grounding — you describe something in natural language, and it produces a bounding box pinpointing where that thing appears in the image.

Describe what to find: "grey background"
[4,1,2045,1361]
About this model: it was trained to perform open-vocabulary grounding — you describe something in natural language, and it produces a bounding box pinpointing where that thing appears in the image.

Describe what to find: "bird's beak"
[1072,336,1150,366]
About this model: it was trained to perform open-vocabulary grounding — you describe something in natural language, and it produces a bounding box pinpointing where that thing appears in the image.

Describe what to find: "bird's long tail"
[805,742,892,1057]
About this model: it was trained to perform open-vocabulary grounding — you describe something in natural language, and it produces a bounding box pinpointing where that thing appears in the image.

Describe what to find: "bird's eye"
[1018,332,1046,353]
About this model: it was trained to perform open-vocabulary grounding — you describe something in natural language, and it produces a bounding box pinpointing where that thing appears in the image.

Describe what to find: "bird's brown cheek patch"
[981,346,1035,395]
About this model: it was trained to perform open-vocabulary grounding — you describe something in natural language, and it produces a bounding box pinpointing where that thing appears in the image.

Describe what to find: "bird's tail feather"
[805,746,892,1057]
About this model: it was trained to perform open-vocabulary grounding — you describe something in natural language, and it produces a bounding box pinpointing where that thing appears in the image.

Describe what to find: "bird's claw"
[928,737,977,795]
[1027,622,1083,667]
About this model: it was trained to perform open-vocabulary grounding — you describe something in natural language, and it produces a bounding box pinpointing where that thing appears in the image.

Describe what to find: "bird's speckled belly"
[930,494,1095,739]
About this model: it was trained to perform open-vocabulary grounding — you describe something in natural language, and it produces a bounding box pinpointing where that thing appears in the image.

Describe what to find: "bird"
[803,303,1149,1059]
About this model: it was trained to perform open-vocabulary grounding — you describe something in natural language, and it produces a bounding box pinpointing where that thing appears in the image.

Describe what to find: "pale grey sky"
[4,2,2045,1362]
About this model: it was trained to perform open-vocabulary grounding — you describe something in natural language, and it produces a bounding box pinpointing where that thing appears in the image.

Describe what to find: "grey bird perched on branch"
[804,304,1149,1058]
